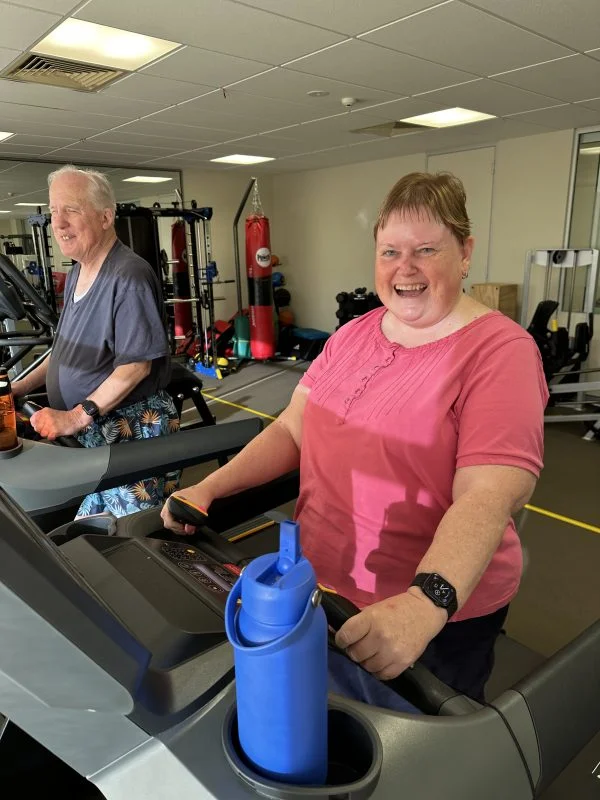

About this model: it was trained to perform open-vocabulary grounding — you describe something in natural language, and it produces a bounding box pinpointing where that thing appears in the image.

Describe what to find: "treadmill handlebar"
[320,591,462,714]
[98,418,263,492]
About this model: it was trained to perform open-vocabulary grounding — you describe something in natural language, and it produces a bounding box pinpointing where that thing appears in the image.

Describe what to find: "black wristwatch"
[410,573,458,620]
[80,399,100,420]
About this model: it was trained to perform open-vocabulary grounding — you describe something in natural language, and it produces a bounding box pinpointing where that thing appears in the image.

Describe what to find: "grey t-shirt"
[46,239,171,411]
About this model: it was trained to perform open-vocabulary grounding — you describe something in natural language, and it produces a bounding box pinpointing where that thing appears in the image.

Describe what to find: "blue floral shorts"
[75,389,180,518]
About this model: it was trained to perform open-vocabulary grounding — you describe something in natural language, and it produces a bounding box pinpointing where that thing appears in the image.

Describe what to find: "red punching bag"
[171,221,193,339]
[245,213,275,360]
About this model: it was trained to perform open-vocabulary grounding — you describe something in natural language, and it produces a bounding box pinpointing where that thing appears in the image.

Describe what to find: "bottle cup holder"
[0,439,23,459]
[222,701,382,799]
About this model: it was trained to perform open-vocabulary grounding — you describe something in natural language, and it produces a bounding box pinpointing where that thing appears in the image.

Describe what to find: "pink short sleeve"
[455,337,549,476]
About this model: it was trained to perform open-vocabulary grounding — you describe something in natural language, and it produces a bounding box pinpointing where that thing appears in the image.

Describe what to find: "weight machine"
[1,212,59,315]
[115,202,235,380]
[522,249,600,438]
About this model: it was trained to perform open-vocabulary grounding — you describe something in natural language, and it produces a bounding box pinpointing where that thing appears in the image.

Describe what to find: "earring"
[461,271,469,279]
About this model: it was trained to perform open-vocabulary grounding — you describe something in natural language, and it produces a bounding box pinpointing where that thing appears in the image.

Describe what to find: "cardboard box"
[470,283,518,320]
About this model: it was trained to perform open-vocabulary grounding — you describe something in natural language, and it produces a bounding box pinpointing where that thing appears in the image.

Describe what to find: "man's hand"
[160,483,215,535]
[334,591,448,681]
[30,406,91,440]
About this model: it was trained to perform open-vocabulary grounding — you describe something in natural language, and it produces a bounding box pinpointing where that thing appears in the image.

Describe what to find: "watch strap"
[410,572,458,620]
[80,399,100,419]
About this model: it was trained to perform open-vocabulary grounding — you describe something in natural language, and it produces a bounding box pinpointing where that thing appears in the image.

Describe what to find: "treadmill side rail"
[497,618,600,795]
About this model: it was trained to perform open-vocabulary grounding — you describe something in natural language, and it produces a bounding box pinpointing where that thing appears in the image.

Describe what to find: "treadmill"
[0,423,599,799]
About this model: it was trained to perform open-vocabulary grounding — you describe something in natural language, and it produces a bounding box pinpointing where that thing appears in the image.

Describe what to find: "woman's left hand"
[334,590,449,680]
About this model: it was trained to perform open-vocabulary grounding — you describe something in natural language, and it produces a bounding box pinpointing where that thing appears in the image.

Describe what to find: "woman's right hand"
[160,483,215,535]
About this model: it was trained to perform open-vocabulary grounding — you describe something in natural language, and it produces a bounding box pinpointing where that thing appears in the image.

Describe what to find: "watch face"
[82,400,99,417]
[424,574,454,607]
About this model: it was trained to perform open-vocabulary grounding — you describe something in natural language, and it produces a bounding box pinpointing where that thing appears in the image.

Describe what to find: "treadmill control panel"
[160,541,239,597]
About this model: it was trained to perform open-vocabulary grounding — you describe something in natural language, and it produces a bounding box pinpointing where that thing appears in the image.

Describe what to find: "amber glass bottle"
[0,370,18,451]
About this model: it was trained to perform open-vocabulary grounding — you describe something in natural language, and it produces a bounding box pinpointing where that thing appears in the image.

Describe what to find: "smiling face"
[375,210,473,330]
[49,172,115,267]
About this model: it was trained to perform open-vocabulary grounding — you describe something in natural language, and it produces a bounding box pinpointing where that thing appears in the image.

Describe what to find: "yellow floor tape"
[201,392,277,421]
[201,392,600,538]
[524,503,600,536]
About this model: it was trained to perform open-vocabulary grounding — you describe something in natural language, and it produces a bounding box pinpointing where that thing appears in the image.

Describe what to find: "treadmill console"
[158,540,240,594]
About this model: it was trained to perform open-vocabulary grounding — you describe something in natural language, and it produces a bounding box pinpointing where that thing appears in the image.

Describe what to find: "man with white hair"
[13,164,179,517]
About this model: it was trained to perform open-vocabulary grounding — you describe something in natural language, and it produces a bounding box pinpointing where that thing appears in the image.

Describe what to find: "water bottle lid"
[239,520,316,628]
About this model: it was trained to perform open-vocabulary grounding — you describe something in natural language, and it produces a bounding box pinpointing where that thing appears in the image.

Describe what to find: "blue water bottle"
[225,519,328,785]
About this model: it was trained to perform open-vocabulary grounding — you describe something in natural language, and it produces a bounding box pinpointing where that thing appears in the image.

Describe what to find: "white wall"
[487,129,574,318]
[270,130,577,336]
[271,153,426,333]
[427,147,495,293]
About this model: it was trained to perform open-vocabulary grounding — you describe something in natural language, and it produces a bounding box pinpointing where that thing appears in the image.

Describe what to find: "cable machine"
[522,248,600,438]
[27,211,58,315]
[115,201,235,380]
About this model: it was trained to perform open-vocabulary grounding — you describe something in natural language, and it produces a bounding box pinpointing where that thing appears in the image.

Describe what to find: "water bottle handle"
[224,575,243,645]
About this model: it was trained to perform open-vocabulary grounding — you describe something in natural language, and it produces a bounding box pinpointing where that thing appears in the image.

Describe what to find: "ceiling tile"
[235,0,442,36]
[0,4,60,51]
[576,97,600,111]
[0,118,97,138]
[88,130,222,150]
[103,73,213,105]
[160,89,340,127]
[138,155,220,169]
[467,0,600,53]
[275,111,403,149]
[50,140,179,158]
[0,46,20,71]
[415,78,564,117]
[286,39,477,96]
[141,46,271,87]
[115,119,231,142]
[141,106,254,138]
[492,55,600,103]
[76,0,346,64]
[506,104,600,130]
[408,116,550,154]
[358,96,447,120]
[270,135,429,170]
[46,148,150,165]
[0,79,165,117]
[5,0,81,13]
[231,68,401,109]
[197,135,308,157]
[0,160,21,172]
[0,101,129,131]
[0,144,57,155]
[5,133,78,147]
[361,2,573,76]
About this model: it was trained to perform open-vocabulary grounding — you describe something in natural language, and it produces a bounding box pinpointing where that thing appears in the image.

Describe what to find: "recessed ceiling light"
[0,132,15,143]
[122,176,173,183]
[210,155,275,165]
[307,90,330,98]
[581,146,600,155]
[0,210,11,214]
[32,19,180,71]
[400,107,496,128]
[14,202,47,207]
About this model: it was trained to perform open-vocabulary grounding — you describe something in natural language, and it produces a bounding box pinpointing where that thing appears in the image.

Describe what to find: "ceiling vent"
[351,120,429,137]
[0,53,125,92]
